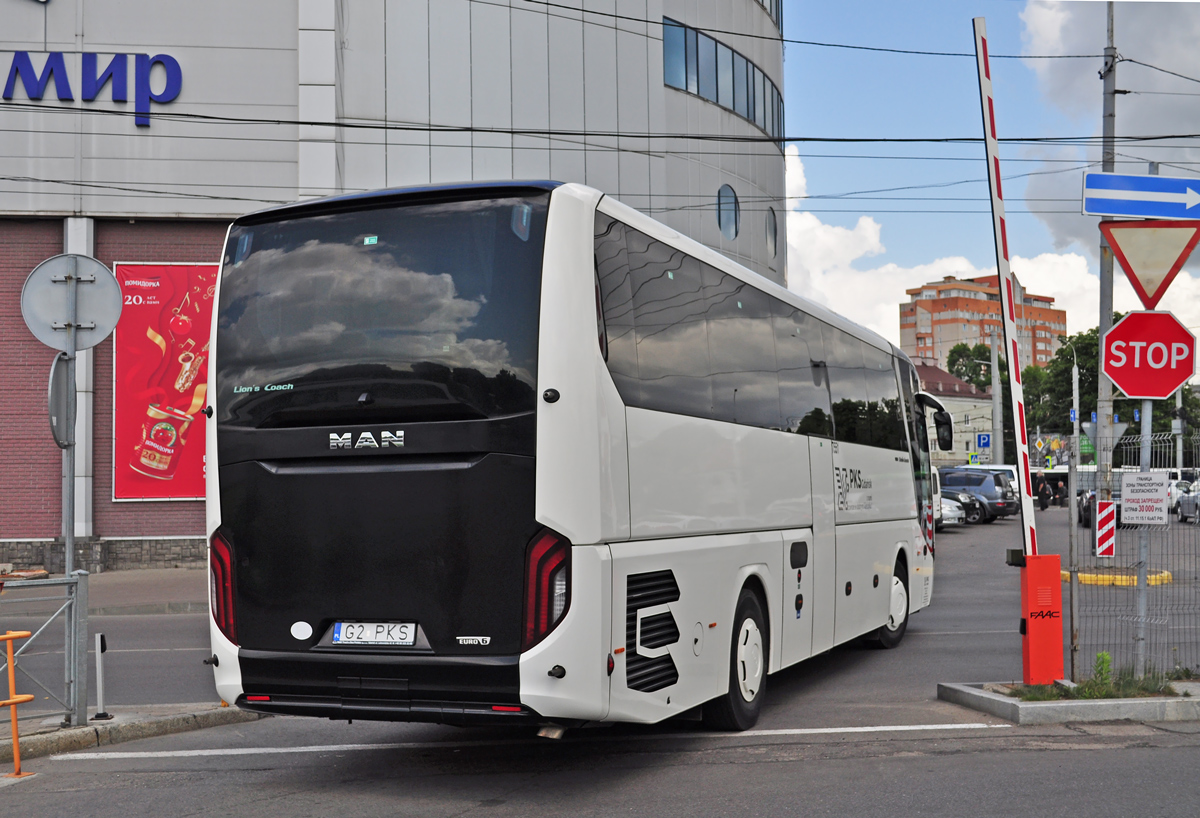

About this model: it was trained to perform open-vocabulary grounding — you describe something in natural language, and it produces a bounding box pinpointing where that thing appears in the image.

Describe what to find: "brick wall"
[0,217,226,544]
[0,219,70,538]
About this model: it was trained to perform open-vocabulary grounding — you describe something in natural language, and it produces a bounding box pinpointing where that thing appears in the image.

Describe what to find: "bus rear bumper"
[235,693,542,725]
[236,649,542,725]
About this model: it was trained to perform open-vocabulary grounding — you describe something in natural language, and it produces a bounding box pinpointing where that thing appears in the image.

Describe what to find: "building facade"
[0,0,786,568]
[899,274,1066,372]
[914,363,994,468]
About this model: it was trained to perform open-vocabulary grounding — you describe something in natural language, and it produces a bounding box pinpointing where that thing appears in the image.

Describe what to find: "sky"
[780,0,1200,357]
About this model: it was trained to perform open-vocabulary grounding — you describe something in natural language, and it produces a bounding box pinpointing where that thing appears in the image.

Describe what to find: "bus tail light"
[521,529,571,651]
[210,530,238,645]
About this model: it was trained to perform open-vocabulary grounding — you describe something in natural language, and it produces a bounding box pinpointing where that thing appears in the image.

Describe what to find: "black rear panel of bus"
[213,186,552,713]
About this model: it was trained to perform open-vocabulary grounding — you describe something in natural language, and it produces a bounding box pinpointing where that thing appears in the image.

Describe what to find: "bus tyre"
[874,560,909,649]
[702,588,767,732]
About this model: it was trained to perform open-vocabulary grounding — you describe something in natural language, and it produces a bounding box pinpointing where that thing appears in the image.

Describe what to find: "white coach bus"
[206,182,952,731]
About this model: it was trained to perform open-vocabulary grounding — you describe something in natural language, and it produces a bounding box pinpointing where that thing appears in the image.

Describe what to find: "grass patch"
[1007,652,1181,701]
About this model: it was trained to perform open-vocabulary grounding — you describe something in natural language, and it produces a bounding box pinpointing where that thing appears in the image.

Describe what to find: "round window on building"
[766,206,777,258]
[717,184,740,241]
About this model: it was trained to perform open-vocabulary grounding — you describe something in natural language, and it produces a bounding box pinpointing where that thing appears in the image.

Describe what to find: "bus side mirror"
[933,410,954,451]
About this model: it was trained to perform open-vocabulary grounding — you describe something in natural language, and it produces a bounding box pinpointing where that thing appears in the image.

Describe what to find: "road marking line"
[53,722,1009,761]
[909,630,1015,636]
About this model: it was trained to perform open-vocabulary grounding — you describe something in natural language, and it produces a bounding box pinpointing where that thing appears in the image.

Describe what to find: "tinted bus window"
[773,302,832,436]
[826,327,871,445]
[216,194,547,428]
[862,345,907,451]
[594,214,638,395]
[703,265,779,428]
[626,228,712,417]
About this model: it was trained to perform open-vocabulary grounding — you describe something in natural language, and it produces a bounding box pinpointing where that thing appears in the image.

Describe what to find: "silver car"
[1178,484,1200,523]
[940,498,966,527]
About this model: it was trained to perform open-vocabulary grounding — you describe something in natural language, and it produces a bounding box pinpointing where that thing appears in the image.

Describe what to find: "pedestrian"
[1054,479,1065,507]
[1033,471,1049,511]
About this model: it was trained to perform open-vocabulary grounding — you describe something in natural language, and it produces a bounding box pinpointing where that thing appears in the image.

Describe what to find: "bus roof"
[232,180,563,226]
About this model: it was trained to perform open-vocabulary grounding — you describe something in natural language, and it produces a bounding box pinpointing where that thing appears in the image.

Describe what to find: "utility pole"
[990,328,1004,464]
[1068,347,1081,680]
[1096,1,1117,504]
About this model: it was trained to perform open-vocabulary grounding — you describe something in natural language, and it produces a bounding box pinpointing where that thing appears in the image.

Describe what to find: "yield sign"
[1099,220,1200,310]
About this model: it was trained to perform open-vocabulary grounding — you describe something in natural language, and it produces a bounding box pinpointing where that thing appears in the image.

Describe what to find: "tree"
[1022,320,1200,437]
[946,342,993,392]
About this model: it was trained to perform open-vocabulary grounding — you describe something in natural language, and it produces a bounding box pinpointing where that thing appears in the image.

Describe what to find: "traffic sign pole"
[975,17,1060,687]
[64,256,77,575]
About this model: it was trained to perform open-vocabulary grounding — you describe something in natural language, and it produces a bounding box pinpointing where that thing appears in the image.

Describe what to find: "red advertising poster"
[112,263,219,501]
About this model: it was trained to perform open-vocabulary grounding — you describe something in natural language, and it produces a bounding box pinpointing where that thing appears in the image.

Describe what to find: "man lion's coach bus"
[206,181,952,731]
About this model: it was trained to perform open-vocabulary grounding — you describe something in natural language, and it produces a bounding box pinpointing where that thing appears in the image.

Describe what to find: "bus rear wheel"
[702,588,767,731]
[874,559,909,649]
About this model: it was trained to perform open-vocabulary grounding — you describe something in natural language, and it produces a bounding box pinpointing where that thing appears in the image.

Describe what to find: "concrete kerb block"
[0,706,266,763]
[938,682,1200,725]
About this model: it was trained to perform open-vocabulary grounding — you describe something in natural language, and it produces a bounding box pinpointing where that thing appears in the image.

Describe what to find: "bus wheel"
[875,560,909,649]
[702,588,767,731]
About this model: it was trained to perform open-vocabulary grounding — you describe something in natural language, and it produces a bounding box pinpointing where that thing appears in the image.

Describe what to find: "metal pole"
[991,329,1004,464]
[65,255,77,575]
[70,570,89,726]
[1069,358,1080,680]
[94,632,111,720]
[1136,400,1151,678]
[1178,389,1185,479]
[1097,2,1117,509]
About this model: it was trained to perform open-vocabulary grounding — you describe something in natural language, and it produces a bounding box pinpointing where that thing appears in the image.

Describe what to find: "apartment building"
[899,274,1066,371]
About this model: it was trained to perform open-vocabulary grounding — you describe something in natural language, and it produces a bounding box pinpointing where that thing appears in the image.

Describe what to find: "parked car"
[1169,480,1192,514]
[940,498,966,527]
[939,468,1018,523]
[1179,484,1200,523]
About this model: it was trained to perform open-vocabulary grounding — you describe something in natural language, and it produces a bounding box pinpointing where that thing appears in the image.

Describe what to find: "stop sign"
[1103,311,1196,399]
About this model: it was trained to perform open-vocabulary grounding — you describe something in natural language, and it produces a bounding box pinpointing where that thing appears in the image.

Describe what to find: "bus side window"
[862,345,907,451]
[594,214,639,399]
[626,228,712,419]
[772,301,832,437]
[703,264,779,429]
[826,327,872,446]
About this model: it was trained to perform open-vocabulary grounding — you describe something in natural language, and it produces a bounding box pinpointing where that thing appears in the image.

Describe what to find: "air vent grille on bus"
[625,570,680,693]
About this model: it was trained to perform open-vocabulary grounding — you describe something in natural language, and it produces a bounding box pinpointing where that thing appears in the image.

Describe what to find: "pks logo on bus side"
[330,431,404,450]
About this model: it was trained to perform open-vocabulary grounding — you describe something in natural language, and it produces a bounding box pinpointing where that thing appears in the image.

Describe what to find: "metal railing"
[0,572,89,726]
[1059,433,1200,680]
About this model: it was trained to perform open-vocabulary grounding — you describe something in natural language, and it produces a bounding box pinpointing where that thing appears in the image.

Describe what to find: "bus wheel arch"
[875,550,909,649]
[702,582,769,731]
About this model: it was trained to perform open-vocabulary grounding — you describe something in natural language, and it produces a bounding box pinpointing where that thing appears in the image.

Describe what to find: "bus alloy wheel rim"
[737,618,764,702]
[887,575,908,631]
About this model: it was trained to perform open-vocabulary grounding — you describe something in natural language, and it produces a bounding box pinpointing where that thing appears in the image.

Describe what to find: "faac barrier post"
[974,18,1062,685]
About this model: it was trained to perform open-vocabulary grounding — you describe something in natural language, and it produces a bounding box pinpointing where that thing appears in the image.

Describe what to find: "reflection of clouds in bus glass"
[222,240,531,385]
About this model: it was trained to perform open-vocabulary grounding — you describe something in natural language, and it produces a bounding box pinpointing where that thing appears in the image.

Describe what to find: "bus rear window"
[215,194,548,428]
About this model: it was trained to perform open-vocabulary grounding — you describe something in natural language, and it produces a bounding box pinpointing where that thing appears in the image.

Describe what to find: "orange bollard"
[3,631,35,778]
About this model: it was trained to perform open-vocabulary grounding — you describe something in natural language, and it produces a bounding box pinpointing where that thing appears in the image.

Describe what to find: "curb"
[0,706,267,763]
[1060,569,1173,587]
[938,681,1200,725]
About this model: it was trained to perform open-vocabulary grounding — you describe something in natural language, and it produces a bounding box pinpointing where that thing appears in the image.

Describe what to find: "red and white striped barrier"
[974,18,1039,557]
[1095,500,1116,558]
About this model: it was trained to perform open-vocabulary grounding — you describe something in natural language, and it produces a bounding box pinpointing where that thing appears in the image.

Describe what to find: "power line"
[1120,58,1200,86]
[514,0,1101,58]
[5,100,1200,146]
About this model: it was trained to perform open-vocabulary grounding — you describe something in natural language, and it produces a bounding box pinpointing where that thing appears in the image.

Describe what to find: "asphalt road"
[10,510,1200,816]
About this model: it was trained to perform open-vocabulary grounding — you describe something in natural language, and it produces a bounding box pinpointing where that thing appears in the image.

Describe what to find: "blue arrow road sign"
[1083,172,1200,220]
[1092,411,1097,423]
[1071,409,1077,423]
[977,433,991,449]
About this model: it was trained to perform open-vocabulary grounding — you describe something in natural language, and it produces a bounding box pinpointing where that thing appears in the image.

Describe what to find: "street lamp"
[1061,338,1081,683]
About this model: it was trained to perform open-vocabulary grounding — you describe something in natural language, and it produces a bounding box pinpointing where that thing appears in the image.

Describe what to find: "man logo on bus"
[329,431,405,449]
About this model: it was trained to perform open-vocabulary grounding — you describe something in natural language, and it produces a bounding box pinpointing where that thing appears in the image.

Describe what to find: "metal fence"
[0,572,89,726]
[1065,433,1200,680]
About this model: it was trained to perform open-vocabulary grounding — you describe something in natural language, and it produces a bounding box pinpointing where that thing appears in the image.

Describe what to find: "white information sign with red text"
[1120,473,1170,527]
